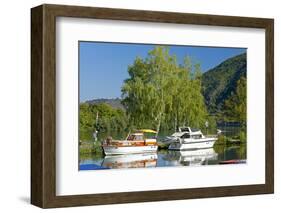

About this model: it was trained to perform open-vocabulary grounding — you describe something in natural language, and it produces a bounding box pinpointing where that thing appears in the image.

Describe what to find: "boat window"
[127,135,135,141]
[180,127,189,132]
[135,135,144,141]
[192,135,202,139]
[181,133,190,139]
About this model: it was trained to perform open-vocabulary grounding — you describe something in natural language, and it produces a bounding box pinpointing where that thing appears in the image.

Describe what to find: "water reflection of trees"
[214,144,246,161]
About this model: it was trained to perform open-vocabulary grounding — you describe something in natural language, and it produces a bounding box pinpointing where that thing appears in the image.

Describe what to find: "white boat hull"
[169,138,216,150]
[103,145,158,155]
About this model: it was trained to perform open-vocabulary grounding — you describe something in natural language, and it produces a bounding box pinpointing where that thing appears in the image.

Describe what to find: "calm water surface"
[79,145,246,170]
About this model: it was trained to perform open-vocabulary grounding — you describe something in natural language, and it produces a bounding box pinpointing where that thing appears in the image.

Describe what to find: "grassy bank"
[214,131,246,146]
[79,141,103,154]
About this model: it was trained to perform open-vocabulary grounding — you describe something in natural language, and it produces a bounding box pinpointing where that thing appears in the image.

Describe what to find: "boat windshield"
[180,133,190,139]
[191,128,200,132]
[179,127,189,132]
[127,134,144,141]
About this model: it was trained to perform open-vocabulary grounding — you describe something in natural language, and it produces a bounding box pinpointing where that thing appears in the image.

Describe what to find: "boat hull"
[168,138,216,150]
[102,145,158,155]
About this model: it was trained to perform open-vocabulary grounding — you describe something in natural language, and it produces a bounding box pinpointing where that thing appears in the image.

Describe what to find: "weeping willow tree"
[167,58,208,130]
[121,46,208,134]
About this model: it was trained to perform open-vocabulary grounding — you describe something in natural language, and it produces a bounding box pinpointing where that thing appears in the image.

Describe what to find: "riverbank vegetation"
[79,103,128,141]
[222,76,246,127]
[79,140,103,154]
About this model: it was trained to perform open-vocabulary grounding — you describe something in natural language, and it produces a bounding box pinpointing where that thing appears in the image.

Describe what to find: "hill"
[202,53,246,113]
[85,98,125,110]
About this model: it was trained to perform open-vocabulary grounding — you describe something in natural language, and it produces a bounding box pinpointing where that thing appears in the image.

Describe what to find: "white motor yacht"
[168,127,217,150]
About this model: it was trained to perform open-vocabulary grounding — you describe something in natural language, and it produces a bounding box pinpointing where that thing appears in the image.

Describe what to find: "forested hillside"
[202,53,246,114]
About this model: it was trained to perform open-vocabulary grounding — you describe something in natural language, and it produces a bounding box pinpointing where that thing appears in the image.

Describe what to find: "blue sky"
[79,42,246,102]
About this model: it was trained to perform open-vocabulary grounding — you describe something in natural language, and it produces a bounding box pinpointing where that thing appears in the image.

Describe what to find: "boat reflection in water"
[80,148,223,170]
[163,148,218,166]
[102,153,157,169]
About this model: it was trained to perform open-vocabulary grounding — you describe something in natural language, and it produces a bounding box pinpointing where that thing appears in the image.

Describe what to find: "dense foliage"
[79,103,128,140]
[223,76,246,125]
[202,53,246,114]
[121,46,208,133]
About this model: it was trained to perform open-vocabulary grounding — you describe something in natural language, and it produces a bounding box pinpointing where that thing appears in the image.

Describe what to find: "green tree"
[79,103,128,141]
[122,46,208,133]
[122,47,176,133]
[223,76,246,125]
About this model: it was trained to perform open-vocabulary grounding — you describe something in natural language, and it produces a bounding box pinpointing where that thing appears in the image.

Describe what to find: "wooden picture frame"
[31,4,274,208]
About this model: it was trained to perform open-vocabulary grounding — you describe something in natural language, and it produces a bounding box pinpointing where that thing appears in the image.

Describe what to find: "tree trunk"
[174,115,177,132]
[156,112,162,137]
[156,89,164,137]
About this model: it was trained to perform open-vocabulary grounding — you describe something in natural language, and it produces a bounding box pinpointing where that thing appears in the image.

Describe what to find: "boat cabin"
[173,127,205,139]
[178,127,200,133]
[126,132,157,146]
[127,133,144,141]
[104,130,157,147]
[180,133,203,139]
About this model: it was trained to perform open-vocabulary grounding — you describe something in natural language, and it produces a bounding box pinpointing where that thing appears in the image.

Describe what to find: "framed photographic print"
[31,4,274,208]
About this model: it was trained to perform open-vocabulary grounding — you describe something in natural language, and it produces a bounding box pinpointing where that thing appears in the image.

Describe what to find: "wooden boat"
[102,129,158,155]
